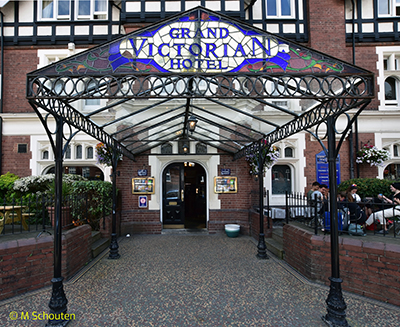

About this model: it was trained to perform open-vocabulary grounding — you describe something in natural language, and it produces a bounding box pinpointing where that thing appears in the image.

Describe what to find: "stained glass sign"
[37,7,369,76]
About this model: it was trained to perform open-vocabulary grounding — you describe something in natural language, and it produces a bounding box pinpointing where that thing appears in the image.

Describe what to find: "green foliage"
[71,180,114,230]
[0,172,19,200]
[338,178,400,198]
[13,174,86,196]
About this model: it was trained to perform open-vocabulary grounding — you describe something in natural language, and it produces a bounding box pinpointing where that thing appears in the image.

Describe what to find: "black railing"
[0,193,111,236]
[283,192,400,237]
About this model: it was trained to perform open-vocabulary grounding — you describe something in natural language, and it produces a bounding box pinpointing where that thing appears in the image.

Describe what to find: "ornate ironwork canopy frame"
[26,7,374,327]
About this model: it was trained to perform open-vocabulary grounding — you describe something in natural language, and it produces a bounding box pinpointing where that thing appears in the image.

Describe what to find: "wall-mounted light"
[187,115,198,134]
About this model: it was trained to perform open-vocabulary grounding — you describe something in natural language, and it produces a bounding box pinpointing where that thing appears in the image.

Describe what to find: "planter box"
[47,206,73,229]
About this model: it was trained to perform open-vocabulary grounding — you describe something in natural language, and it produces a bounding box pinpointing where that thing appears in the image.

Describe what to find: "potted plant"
[245,143,280,176]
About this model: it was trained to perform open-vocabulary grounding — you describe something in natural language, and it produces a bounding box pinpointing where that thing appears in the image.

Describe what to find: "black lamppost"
[46,116,68,327]
[322,116,349,327]
[108,144,120,260]
[256,141,268,259]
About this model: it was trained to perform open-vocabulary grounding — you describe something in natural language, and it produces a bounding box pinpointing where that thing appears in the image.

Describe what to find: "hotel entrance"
[162,162,206,229]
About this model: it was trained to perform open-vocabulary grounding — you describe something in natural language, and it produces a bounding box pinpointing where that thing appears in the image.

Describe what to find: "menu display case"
[132,178,155,194]
[214,176,237,194]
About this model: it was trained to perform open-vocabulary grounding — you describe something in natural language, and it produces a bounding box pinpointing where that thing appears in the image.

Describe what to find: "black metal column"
[46,116,69,327]
[108,145,120,259]
[256,142,268,259]
[322,116,349,327]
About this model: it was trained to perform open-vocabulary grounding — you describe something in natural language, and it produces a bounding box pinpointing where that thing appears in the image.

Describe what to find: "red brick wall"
[2,135,32,177]
[3,48,38,114]
[115,153,260,234]
[0,224,92,301]
[284,224,400,306]
[250,209,273,238]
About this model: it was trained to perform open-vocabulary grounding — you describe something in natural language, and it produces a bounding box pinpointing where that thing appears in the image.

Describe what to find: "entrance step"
[162,228,208,235]
[91,231,101,244]
[265,227,284,259]
[91,231,110,258]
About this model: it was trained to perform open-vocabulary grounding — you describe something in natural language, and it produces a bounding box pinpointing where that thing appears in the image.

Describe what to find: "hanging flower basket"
[356,144,390,167]
[95,143,122,167]
[245,144,280,175]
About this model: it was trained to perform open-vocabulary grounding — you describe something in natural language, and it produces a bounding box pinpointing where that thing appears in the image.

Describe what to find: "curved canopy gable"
[27,7,374,160]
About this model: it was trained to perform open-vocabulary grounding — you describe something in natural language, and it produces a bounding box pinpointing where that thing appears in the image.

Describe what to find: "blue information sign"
[221,168,231,176]
[138,195,147,208]
[138,169,148,176]
[315,151,340,188]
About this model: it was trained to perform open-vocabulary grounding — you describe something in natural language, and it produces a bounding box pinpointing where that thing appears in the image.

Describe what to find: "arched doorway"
[162,162,206,229]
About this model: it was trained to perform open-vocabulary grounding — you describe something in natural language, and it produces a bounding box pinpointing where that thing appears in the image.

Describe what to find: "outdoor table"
[0,206,28,233]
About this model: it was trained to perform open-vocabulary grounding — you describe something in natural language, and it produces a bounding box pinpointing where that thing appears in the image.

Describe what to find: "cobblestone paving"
[1,234,399,326]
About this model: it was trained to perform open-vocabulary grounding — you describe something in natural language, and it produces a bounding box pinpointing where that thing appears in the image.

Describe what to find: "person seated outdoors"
[365,182,400,233]
[346,184,361,202]
[338,191,367,226]
[307,181,320,202]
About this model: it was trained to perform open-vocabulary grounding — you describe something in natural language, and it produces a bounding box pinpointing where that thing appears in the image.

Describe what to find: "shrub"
[13,174,86,196]
[338,178,400,198]
[70,180,114,230]
[0,172,19,200]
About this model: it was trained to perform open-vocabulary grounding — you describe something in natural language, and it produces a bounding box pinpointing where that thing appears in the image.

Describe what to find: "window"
[394,144,399,157]
[39,0,71,20]
[86,146,94,159]
[271,165,292,194]
[267,0,294,18]
[82,167,90,178]
[76,145,82,159]
[18,144,28,153]
[161,143,173,154]
[43,150,49,159]
[385,76,398,104]
[85,80,101,106]
[76,0,107,20]
[65,145,71,159]
[196,143,207,154]
[378,0,400,16]
[284,147,293,158]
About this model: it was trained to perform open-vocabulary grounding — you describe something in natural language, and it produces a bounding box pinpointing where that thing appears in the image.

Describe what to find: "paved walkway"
[0,233,399,326]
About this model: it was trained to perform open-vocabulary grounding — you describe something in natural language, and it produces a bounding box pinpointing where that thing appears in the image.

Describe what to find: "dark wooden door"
[163,163,185,226]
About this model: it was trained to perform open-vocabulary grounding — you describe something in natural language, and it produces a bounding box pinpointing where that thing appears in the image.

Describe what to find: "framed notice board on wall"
[214,176,237,194]
[132,178,155,194]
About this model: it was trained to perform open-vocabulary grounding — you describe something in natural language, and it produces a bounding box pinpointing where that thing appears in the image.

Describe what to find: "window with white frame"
[86,146,94,159]
[385,76,398,104]
[76,145,83,159]
[267,0,295,18]
[65,145,71,159]
[271,164,292,194]
[76,0,107,20]
[378,0,400,17]
[39,0,71,20]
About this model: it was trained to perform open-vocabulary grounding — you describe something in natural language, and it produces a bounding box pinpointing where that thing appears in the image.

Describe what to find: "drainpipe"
[349,0,357,179]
